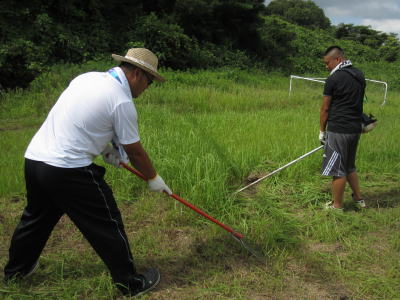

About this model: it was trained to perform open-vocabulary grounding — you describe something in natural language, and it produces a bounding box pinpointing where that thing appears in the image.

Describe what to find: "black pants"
[5,159,140,293]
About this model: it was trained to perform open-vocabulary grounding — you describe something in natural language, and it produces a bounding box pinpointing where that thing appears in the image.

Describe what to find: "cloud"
[264,0,400,35]
[362,19,400,35]
[315,1,400,35]
[316,1,400,20]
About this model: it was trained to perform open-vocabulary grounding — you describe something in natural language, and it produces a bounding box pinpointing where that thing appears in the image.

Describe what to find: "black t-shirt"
[323,66,364,133]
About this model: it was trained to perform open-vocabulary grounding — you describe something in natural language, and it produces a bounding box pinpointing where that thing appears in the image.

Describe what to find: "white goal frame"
[289,75,388,106]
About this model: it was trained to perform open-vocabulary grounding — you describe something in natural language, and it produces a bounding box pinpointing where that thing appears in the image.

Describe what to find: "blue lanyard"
[108,69,122,84]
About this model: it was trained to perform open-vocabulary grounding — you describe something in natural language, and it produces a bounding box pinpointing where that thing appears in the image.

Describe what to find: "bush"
[128,13,200,69]
[287,22,381,74]
[127,13,253,70]
[0,39,46,89]
[258,16,297,70]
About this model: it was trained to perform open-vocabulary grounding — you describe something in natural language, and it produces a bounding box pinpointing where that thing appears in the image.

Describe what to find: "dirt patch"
[308,241,345,253]
[364,188,400,208]
[10,196,23,203]
[44,215,88,253]
[280,253,352,300]
[246,172,266,184]
[162,228,194,250]
[238,171,270,195]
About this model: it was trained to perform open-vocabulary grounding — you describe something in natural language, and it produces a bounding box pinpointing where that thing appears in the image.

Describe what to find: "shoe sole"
[135,273,160,297]
[25,261,39,278]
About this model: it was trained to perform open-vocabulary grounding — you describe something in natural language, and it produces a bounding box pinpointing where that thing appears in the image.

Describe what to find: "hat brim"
[111,54,166,82]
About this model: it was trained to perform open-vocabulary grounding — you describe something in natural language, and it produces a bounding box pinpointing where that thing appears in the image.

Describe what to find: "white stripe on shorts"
[323,150,339,176]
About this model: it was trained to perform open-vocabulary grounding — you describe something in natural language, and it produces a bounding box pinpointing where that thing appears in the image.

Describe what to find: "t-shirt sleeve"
[323,76,335,97]
[112,101,140,145]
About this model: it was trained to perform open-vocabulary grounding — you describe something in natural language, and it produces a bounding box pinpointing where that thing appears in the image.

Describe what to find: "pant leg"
[41,163,140,292]
[4,159,64,280]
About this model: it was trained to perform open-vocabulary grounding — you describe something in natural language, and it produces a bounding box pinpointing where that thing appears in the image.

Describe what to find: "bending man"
[4,48,171,296]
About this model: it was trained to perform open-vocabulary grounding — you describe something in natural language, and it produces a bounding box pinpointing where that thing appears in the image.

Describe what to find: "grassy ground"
[0,63,399,299]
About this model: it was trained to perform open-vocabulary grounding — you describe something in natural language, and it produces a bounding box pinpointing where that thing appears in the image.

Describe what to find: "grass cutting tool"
[120,162,264,262]
[235,145,324,194]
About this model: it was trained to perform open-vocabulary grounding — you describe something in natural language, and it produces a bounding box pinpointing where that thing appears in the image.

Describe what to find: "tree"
[334,23,390,49]
[172,0,266,53]
[129,13,197,69]
[265,0,330,30]
[0,0,146,89]
[258,16,296,69]
[379,34,400,62]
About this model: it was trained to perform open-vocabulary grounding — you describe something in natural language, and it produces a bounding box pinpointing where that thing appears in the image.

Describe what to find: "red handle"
[120,162,244,239]
[121,162,147,180]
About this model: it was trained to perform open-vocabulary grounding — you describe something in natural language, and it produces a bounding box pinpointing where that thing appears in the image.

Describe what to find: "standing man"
[4,48,171,297]
[319,46,366,210]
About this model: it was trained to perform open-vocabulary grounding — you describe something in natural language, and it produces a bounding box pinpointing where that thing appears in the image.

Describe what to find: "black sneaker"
[4,260,39,282]
[131,268,160,297]
[24,260,39,278]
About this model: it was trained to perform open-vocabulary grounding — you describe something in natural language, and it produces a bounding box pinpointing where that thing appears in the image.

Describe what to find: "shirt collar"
[330,60,353,75]
[108,67,133,98]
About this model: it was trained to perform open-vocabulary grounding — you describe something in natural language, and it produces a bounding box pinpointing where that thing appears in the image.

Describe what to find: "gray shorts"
[321,131,360,177]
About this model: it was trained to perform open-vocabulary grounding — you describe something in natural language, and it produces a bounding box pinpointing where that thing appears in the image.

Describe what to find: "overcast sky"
[264,0,400,36]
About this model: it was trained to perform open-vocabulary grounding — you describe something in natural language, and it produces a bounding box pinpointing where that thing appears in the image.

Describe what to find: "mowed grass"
[0,62,399,299]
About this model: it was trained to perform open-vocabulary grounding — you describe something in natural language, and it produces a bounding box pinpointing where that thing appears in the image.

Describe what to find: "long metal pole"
[235,145,323,194]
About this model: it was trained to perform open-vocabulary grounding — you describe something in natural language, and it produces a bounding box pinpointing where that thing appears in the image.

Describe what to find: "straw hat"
[112,48,165,82]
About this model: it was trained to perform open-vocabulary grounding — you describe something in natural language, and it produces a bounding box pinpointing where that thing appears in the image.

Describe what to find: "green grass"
[0,62,399,299]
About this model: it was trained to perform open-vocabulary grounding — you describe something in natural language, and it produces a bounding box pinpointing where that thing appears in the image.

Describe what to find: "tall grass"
[1,62,399,211]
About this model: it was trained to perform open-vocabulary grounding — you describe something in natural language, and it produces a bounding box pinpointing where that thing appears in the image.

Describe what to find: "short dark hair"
[324,46,344,57]
[119,62,139,71]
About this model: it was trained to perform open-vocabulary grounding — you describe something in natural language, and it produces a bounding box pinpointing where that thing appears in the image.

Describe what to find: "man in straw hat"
[4,48,170,296]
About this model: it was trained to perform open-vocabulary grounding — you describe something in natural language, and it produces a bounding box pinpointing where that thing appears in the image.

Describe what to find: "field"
[0,62,399,299]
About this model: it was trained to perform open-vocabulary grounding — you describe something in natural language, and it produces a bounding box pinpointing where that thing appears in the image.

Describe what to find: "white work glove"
[148,174,172,195]
[319,131,327,145]
[111,140,129,164]
[102,144,122,167]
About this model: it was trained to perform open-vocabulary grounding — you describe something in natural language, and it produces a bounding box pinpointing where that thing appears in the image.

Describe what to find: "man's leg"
[45,163,142,294]
[332,176,346,208]
[346,134,362,203]
[347,171,362,200]
[322,132,347,209]
[5,159,64,280]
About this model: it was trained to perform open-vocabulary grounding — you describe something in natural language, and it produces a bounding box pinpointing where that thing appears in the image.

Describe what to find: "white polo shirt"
[25,67,140,168]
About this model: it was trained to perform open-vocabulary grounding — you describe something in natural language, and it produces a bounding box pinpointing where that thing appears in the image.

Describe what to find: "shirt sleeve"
[323,76,335,97]
[112,101,140,145]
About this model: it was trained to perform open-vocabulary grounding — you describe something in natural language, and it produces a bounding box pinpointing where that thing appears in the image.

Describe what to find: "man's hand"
[102,144,122,167]
[148,174,172,195]
[319,131,327,145]
[112,141,129,164]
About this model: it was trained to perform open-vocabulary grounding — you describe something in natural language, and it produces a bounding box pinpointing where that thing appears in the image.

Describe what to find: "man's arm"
[122,141,157,180]
[320,95,331,132]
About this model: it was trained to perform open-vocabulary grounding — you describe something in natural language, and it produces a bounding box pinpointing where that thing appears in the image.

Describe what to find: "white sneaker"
[324,201,343,211]
[352,194,366,208]
[355,199,366,208]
